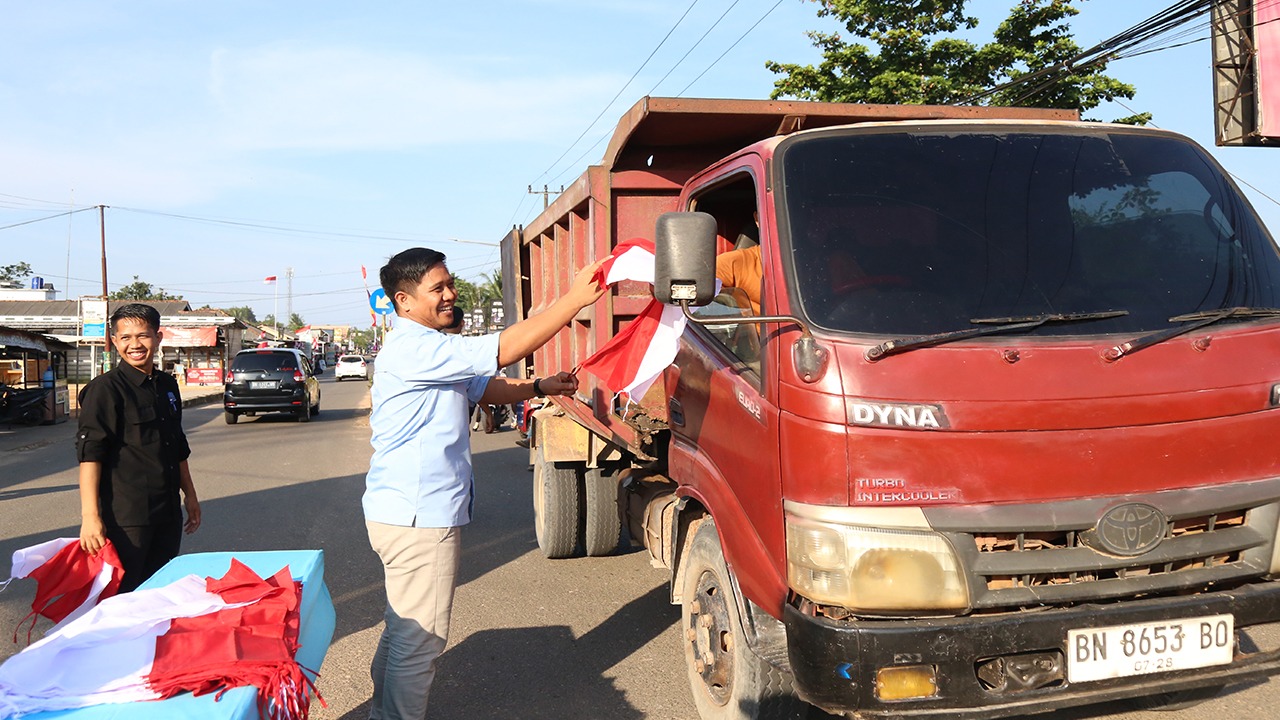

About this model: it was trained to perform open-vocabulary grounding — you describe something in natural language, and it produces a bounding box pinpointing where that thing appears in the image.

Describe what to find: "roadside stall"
[158,310,246,386]
[0,325,71,424]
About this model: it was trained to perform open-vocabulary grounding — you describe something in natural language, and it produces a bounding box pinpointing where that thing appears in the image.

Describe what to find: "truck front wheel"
[533,443,581,559]
[681,520,809,720]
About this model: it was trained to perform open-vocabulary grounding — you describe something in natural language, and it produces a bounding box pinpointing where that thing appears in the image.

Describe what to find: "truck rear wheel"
[583,466,622,557]
[533,443,580,559]
[682,520,810,720]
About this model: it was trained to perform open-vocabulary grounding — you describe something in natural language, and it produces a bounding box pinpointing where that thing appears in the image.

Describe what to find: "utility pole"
[286,267,294,331]
[98,204,109,375]
[98,205,108,299]
[527,184,564,210]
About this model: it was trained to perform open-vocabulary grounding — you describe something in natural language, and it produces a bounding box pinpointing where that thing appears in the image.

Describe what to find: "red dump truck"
[500,96,1280,719]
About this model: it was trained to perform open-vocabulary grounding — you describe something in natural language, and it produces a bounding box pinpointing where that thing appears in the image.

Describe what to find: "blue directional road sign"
[370,288,393,315]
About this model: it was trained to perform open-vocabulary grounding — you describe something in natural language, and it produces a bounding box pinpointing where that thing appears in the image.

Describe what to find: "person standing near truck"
[364,247,606,719]
[76,303,201,593]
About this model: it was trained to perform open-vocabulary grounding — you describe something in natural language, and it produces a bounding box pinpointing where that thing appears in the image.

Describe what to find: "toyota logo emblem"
[1091,503,1167,557]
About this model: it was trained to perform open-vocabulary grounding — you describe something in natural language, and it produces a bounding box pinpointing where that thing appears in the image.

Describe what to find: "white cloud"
[208,43,622,151]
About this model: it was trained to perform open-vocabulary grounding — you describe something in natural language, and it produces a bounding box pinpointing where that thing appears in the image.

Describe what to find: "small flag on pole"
[264,276,277,284]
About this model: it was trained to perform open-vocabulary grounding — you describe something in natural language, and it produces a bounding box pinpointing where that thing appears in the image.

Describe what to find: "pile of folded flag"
[0,541,322,720]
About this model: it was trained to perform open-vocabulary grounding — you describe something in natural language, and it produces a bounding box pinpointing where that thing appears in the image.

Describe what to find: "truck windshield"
[779,128,1280,337]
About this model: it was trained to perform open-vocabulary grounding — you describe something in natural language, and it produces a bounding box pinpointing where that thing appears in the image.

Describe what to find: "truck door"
[670,169,786,596]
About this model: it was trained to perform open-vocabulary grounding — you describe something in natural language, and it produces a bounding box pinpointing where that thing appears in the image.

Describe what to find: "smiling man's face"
[111,317,161,373]
[395,263,458,330]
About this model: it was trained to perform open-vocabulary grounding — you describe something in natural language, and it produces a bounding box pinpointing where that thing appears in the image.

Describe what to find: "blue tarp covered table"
[23,550,335,720]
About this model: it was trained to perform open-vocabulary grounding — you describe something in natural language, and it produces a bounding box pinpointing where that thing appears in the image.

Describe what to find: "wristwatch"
[532,377,546,397]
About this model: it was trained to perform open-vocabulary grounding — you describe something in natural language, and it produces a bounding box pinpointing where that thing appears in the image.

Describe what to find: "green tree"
[349,328,375,351]
[479,270,502,303]
[225,306,258,323]
[109,276,183,301]
[453,277,480,314]
[288,313,306,331]
[0,261,33,285]
[767,0,1149,123]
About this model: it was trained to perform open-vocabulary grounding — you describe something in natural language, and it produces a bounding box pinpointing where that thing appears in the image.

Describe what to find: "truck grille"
[932,495,1280,610]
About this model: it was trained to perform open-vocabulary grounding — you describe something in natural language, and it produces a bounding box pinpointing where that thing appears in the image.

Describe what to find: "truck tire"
[533,444,580,559]
[682,520,811,720]
[583,466,622,557]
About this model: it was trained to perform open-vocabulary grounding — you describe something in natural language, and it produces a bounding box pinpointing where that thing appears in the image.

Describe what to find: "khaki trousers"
[366,521,461,720]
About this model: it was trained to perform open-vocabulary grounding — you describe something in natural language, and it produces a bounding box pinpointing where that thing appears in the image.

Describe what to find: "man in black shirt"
[76,303,201,592]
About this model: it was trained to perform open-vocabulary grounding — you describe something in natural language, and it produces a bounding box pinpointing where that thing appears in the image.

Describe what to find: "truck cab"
[663,119,1280,717]
[506,98,1280,719]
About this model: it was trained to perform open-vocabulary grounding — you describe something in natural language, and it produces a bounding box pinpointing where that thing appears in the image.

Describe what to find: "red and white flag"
[264,276,278,284]
[578,238,711,407]
[5,538,123,642]
[0,560,319,719]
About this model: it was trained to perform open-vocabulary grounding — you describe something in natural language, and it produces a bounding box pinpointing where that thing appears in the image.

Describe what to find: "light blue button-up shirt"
[363,315,500,528]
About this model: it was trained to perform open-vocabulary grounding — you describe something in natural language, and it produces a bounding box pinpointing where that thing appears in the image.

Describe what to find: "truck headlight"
[786,513,969,613]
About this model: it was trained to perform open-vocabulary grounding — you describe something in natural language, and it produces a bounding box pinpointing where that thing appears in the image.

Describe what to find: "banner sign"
[159,326,218,348]
[185,367,225,385]
[81,300,108,341]
[1258,1,1280,137]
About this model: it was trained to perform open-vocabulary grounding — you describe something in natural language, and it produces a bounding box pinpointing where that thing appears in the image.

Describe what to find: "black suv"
[223,348,321,424]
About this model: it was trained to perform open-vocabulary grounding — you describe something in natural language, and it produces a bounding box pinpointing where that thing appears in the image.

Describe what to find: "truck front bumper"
[784,581,1280,719]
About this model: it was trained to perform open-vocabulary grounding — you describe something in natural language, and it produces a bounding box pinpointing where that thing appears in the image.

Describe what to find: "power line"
[512,0,704,224]
[648,0,745,95]
[962,0,1217,107]
[678,0,786,96]
[0,207,95,232]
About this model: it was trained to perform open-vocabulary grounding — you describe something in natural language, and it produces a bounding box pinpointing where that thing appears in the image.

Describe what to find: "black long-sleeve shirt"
[76,363,191,527]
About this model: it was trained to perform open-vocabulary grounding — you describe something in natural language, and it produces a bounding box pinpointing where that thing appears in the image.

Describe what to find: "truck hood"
[827,323,1280,432]
[777,324,1280,507]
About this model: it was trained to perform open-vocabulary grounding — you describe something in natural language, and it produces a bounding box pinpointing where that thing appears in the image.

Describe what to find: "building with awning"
[0,300,247,383]
[0,325,74,422]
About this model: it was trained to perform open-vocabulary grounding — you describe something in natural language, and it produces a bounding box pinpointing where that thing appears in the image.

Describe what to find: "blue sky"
[2,1,1274,328]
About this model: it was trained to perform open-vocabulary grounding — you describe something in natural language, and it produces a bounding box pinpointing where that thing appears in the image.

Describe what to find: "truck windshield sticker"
[846,400,948,430]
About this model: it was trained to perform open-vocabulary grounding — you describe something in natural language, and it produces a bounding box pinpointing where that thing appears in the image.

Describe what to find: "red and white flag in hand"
[5,537,124,642]
[579,238,712,408]
[0,560,320,720]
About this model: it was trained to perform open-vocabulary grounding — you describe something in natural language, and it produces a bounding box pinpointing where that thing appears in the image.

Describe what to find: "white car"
[334,354,370,381]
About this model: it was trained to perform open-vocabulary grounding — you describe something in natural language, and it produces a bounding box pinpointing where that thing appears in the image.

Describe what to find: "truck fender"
[669,437,790,618]
[672,508,794,674]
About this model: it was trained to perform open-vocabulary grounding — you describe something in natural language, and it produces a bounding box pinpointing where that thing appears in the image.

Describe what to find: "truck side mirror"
[654,211,717,306]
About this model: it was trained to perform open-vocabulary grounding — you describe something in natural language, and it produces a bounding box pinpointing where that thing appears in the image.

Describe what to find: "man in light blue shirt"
[365,247,604,720]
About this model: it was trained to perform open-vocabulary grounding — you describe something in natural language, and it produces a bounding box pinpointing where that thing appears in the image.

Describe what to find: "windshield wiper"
[865,310,1129,362]
[1105,306,1280,361]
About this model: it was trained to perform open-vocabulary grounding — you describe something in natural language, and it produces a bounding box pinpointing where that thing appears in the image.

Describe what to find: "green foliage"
[0,261,33,285]
[453,277,480,314]
[479,270,502,301]
[348,328,375,351]
[767,0,1149,123]
[225,306,258,323]
[288,313,306,330]
[109,275,183,301]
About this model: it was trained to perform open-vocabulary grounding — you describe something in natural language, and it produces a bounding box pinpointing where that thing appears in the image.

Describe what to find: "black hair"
[109,303,161,335]
[380,248,446,312]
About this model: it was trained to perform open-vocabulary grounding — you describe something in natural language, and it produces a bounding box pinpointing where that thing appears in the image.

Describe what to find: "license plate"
[249,381,276,390]
[1067,614,1233,683]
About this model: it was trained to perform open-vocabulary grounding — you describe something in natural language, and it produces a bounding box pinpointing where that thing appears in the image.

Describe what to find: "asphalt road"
[1,374,1276,719]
